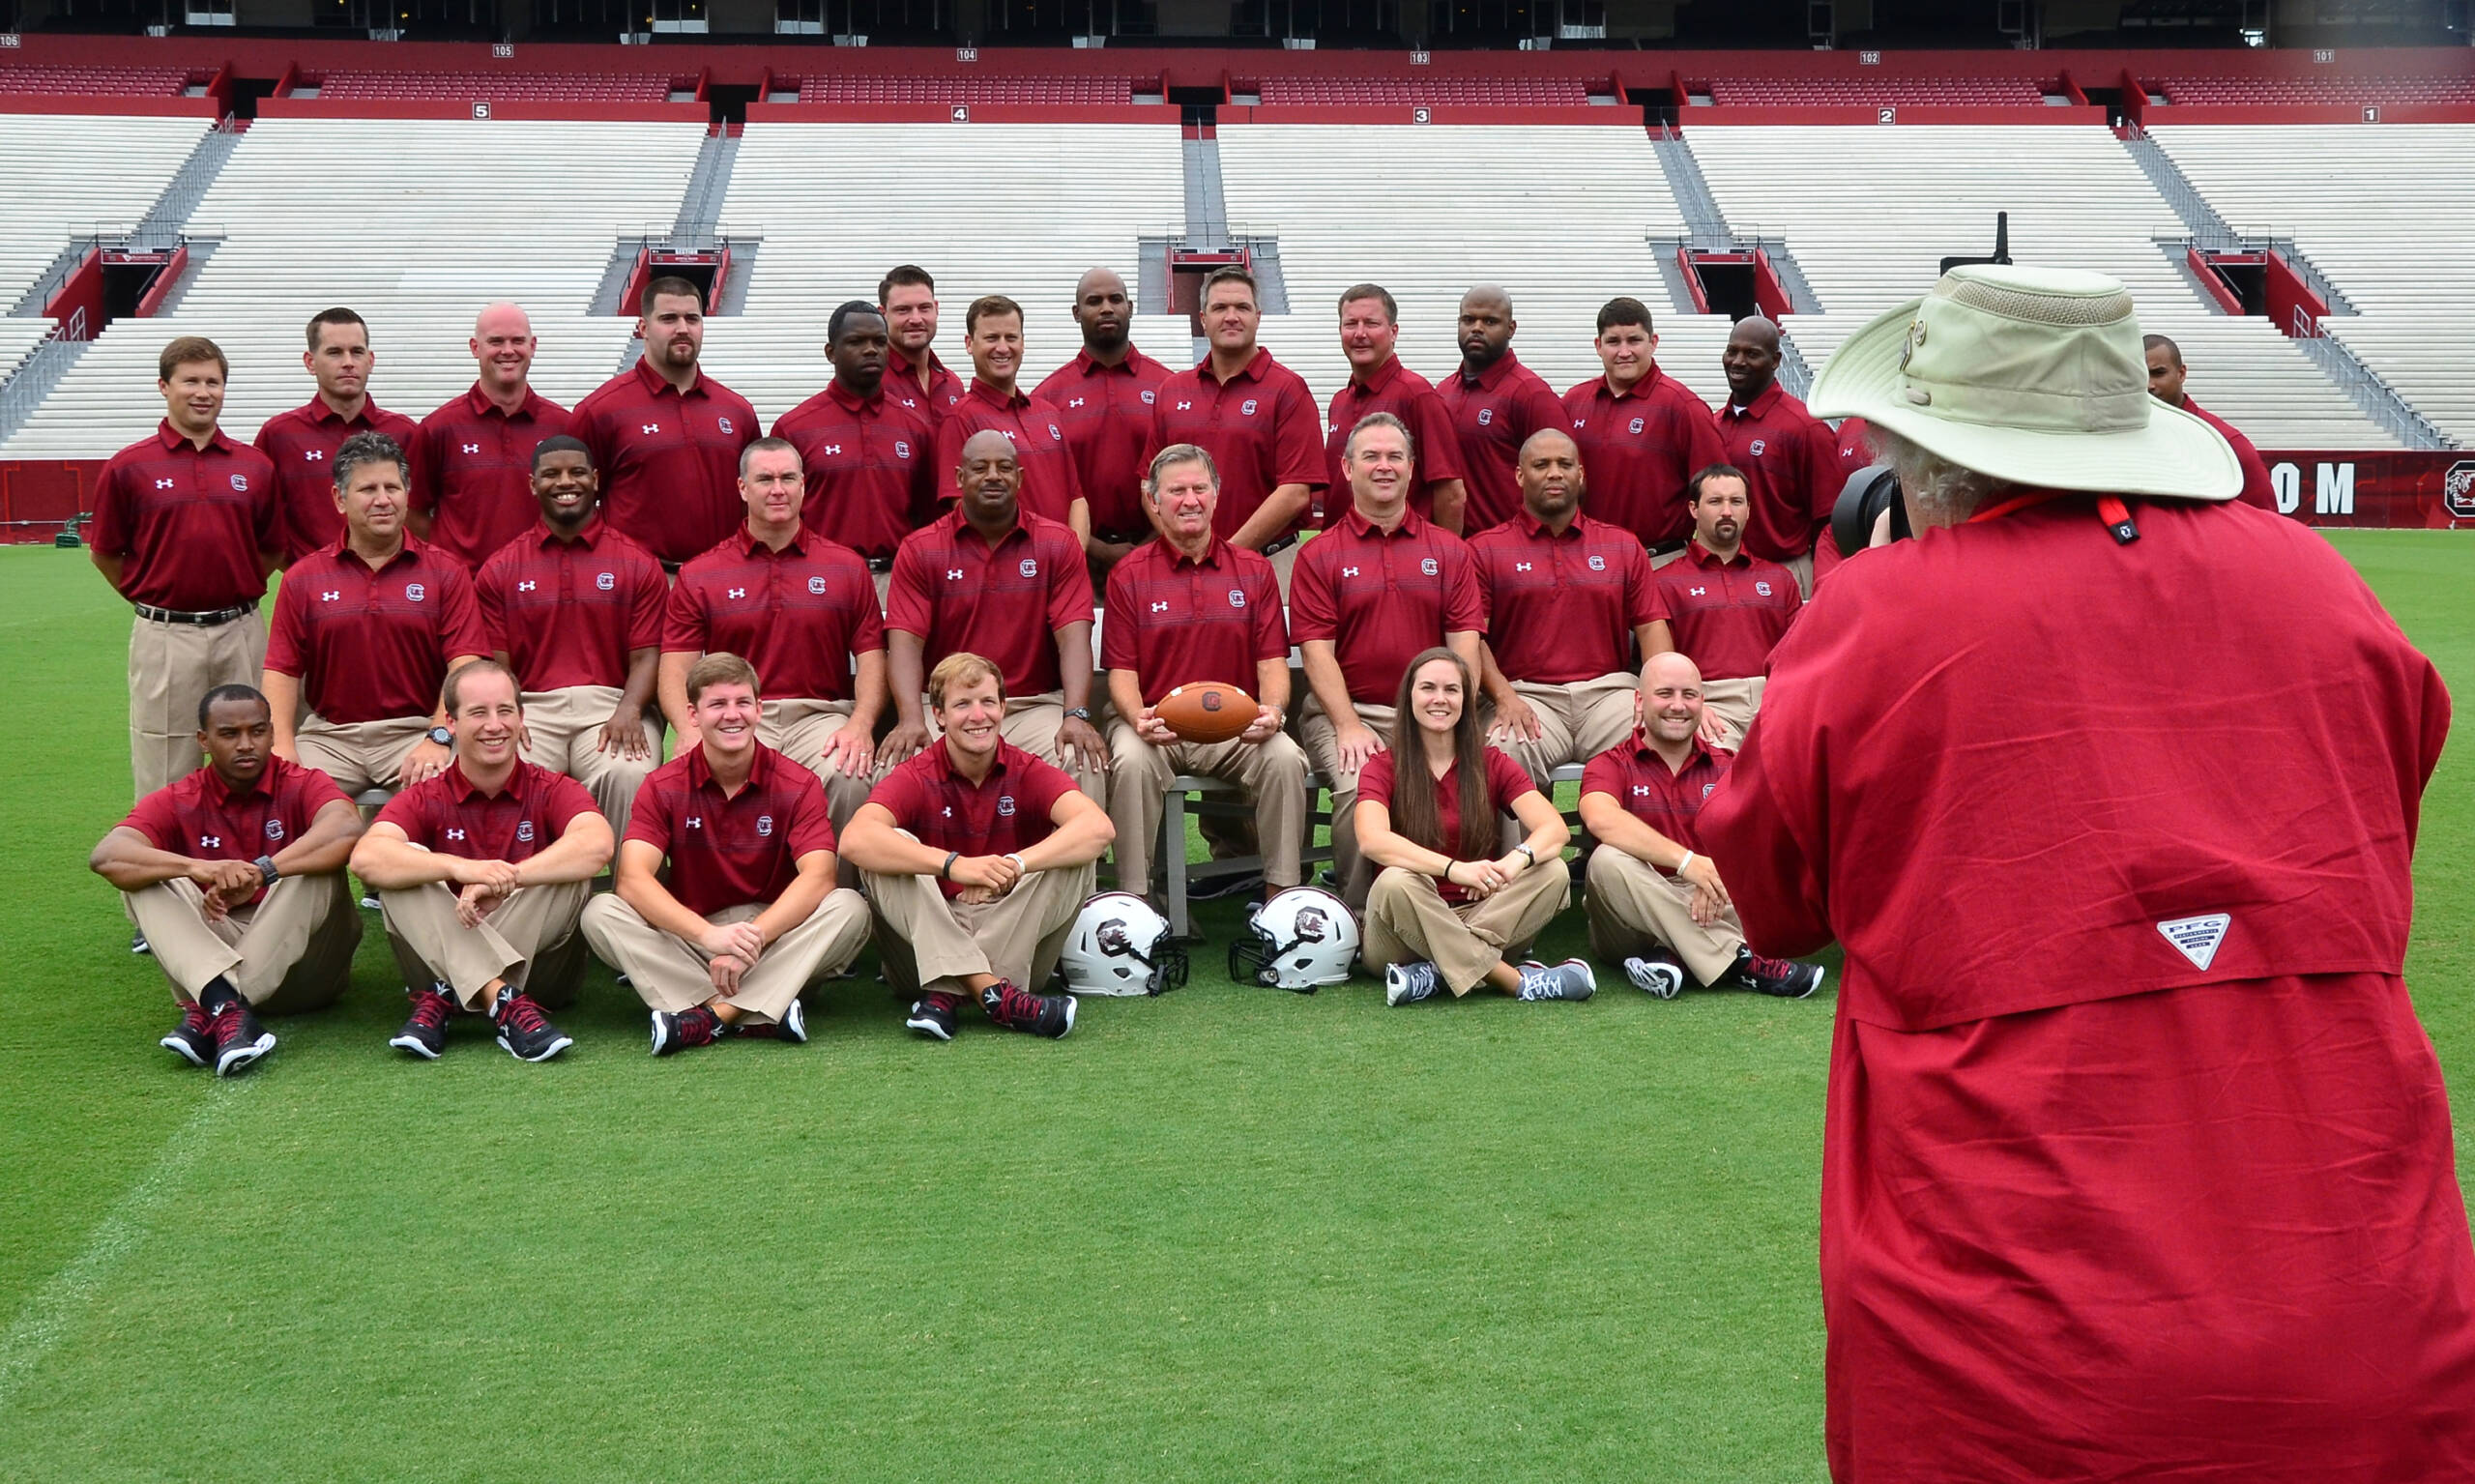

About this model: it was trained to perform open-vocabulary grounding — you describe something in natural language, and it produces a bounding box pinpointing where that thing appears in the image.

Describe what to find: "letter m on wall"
[2315,462,2355,516]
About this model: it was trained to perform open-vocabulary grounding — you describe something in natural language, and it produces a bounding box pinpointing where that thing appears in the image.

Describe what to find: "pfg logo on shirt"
[263,819,285,840]
[997,797,1017,817]
[895,441,913,458]
[1019,559,1038,578]
[516,820,535,843]
[597,571,615,591]
[756,814,773,836]
[1588,555,1606,571]
[1755,581,1773,597]
[1229,589,1246,609]
[1048,423,1063,442]
[1477,408,1495,426]
[808,576,828,596]
[1420,557,1439,576]
[717,417,735,435]
[229,474,250,492]
[1240,399,1260,417]
[405,583,426,602]
[1629,417,1645,435]
[1749,438,1767,456]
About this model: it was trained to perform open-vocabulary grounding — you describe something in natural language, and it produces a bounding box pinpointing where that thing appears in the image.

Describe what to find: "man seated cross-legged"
[840,652,1115,1043]
[350,659,615,1062]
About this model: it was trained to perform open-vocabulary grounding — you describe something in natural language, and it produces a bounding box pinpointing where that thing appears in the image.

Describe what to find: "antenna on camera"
[1939,212,2013,276]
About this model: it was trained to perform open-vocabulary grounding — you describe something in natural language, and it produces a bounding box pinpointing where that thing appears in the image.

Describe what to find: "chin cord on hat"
[2094,495,2140,545]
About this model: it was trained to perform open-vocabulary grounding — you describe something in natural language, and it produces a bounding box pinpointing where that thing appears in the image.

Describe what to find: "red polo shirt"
[1034,346,1172,540]
[1579,732,1731,861]
[1355,745,1537,902]
[1835,416,1877,474]
[475,517,667,693]
[2179,395,2278,512]
[1719,381,1842,564]
[1290,507,1486,707]
[90,422,279,612]
[1147,348,1326,543]
[1101,536,1288,707]
[1699,496,2474,1480]
[770,379,935,564]
[889,346,967,422]
[254,397,420,565]
[1560,368,1727,547]
[409,384,573,571]
[662,526,884,704]
[866,738,1078,900]
[1469,511,1665,684]
[1652,540,1800,683]
[625,741,835,916]
[568,358,759,566]
[264,536,488,723]
[931,380,1088,526]
[119,757,350,907]
[374,757,597,862]
[1437,351,1571,534]
[885,508,1092,698]
[1321,357,1467,525]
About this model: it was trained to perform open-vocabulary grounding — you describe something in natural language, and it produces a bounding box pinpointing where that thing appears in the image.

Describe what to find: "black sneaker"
[160,1002,214,1067]
[388,985,455,1060]
[1623,947,1690,1000]
[650,1004,721,1057]
[734,999,807,1044]
[492,986,573,1062]
[1732,948,1825,1000]
[904,997,958,1042]
[981,980,1076,1039]
[131,930,154,956]
[209,1001,276,1077]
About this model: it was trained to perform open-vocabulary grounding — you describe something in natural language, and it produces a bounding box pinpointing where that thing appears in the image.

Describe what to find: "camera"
[1830,463,1910,557]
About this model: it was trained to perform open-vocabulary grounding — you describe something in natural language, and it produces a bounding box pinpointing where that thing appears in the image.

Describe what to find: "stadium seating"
[1,117,706,457]
[1252,77,1591,105]
[1214,124,1738,409]
[2153,75,2475,107]
[1703,76,2048,106]
[1686,124,2396,447]
[0,112,207,309]
[2149,122,2475,445]
[796,74,1137,105]
[312,71,678,102]
[0,63,193,97]
[698,122,1190,424]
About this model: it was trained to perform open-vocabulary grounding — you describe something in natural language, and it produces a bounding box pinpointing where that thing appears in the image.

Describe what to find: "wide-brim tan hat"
[1809,263,2241,502]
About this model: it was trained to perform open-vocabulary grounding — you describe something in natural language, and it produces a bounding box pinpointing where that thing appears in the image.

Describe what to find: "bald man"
[1035,267,1173,579]
[1437,286,1571,534]
[1576,653,1822,1001]
[1717,315,1841,596]
[2144,335,2277,511]
[1471,428,1670,790]
[412,303,574,570]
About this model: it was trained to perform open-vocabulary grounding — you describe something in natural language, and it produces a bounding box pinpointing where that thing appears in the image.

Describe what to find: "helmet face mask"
[1228,887,1360,993]
[1060,891,1190,997]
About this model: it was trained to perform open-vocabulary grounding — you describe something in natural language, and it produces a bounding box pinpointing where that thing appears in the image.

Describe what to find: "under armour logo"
[446,828,466,841]
[518,580,538,593]
[319,590,341,601]
[1515,562,1533,573]
[1150,600,1169,613]
[641,422,660,435]
[1176,400,1193,411]
[1067,397,1086,409]
[1689,586,1707,597]
[199,833,222,848]
[305,450,325,461]
[727,587,747,599]
[1632,785,1649,797]
[821,443,842,455]
[946,568,965,581]
[942,805,953,818]
[462,442,480,454]
[684,815,703,829]
[1341,566,1360,578]
[154,478,175,490]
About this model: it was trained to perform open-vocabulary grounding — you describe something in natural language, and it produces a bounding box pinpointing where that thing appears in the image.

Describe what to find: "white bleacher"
[2148,123,2475,447]
[1216,124,1738,410]
[2,118,705,457]
[701,123,1193,423]
[0,319,56,380]
[0,113,205,311]
[1687,125,2397,450]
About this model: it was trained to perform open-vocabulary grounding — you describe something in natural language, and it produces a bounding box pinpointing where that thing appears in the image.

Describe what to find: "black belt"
[135,602,253,626]
[660,559,684,576]
[1645,538,1689,557]
[1262,533,1299,557]
[866,555,895,574]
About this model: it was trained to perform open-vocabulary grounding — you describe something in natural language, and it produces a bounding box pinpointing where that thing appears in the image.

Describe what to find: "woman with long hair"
[1354,647,1590,1004]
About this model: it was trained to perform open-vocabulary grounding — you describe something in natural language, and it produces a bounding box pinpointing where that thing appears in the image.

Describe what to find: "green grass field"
[0,533,2465,1482]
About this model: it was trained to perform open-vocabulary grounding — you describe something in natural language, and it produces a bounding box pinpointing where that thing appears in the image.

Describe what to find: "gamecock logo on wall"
[2444,461,2475,519]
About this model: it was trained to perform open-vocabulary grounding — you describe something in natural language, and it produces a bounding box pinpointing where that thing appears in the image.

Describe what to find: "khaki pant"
[580,889,871,1026]
[380,878,593,1011]
[295,713,432,799]
[1108,722,1308,895]
[1699,677,1765,753]
[899,690,1110,806]
[123,872,361,1011]
[129,609,265,800]
[520,685,655,838]
[1300,699,1397,910]
[1362,862,1570,998]
[760,697,873,831]
[1584,847,1744,986]
[864,860,1092,1001]
[1265,538,1301,598]
[1782,549,1817,599]
[1493,675,1640,787]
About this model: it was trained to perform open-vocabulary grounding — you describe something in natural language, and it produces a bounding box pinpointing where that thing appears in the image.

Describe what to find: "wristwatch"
[1513,843,1537,865]
[253,854,280,887]
[1063,707,1092,721]
[425,725,452,746]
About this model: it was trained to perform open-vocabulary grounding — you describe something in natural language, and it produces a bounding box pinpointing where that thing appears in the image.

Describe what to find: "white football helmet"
[1059,891,1190,997]
[1228,887,1360,994]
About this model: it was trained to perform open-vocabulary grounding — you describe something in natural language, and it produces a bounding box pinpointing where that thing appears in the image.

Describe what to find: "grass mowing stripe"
[0,1078,246,1417]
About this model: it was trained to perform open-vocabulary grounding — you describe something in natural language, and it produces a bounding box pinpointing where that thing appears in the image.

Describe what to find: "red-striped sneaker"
[388,985,455,1060]
[160,1002,214,1068]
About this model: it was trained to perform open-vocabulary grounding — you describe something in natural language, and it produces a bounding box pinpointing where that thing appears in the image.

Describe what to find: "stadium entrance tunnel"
[1680,247,1793,321]
[2187,246,2332,338]
[44,245,191,341]
[613,244,733,315]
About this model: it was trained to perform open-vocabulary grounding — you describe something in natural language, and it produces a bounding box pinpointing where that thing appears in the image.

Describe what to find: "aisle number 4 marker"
[950,104,971,122]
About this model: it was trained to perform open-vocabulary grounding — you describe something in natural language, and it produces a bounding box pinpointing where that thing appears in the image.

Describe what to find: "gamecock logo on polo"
[756,814,773,836]
[1020,559,1038,578]
[264,819,284,840]
[2445,461,2475,518]
[1229,589,1246,608]
[808,576,827,595]
[405,584,425,602]
[1240,399,1259,417]
[597,572,615,590]
[997,797,1017,817]
[1477,408,1494,425]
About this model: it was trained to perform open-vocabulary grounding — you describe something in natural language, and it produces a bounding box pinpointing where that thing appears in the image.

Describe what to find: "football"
[1156,683,1260,744]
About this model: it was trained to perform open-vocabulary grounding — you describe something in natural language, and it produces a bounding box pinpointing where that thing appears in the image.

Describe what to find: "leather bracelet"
[941,851,959,881]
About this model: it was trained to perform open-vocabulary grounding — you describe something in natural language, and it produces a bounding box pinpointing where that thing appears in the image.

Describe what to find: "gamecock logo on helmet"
[1294,906,1330,942]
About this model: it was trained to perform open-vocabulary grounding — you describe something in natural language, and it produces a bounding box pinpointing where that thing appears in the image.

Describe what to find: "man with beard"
[1716,315,1842,595]
[881,264,966,422]
[570,277,759,568]
[1035,267,1172,577]
[409,302,572,571]
[1471,429,1670,789]
[772,301,936,601]
[1651,465,1800,751]
[1436,286,1570,535]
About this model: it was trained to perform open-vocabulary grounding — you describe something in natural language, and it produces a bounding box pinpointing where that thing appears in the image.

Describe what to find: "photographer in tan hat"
[1699,264,2472,1481]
